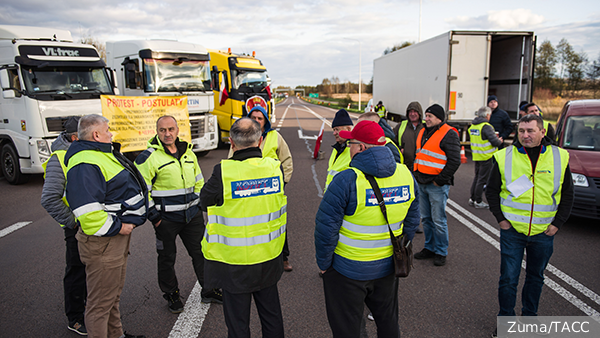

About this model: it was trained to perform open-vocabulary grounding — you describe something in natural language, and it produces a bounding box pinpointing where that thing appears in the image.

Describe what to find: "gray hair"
[476,106,492,118]
[230,118,261,148]
[78,114,109,141]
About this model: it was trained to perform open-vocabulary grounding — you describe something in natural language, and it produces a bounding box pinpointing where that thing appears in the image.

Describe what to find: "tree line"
[535,38,600,98]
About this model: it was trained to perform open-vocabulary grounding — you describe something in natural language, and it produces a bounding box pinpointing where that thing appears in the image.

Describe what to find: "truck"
[373,30,536,140]
[208,49,274,146]
[0,25,116,184]
[105,40,218,155]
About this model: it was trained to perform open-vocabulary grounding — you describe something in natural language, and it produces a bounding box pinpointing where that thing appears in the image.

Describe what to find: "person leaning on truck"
[40,116,88,336]
[201,118,287,338]
[325,109,354,191]
[412,104,461,267]
[486,113,573,337]
[65,114,148,338]
[487,95,513,146]
[393,101,425,171]
[467,106,503,209]
[134,116,222,314]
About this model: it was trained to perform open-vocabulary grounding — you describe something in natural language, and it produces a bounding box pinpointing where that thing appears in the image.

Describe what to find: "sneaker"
[123,332,146,338]
[283,260,293,272]
[414,248,435,260]
[434,254,446,266]
[163,290,184,314]
[468,199,475,207]
[474,201,489,209]
[68,320,88,336]
[201,288,223,304]
[367,312,374,321]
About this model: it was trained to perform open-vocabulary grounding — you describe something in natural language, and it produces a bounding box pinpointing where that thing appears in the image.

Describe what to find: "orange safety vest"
[414,124,454,175]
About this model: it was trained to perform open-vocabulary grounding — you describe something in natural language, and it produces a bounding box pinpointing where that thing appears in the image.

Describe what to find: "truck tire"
[217,124,228,149]
[1,143,30,185]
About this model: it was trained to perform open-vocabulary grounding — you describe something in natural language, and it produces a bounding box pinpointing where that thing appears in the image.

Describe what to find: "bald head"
[358,112,380,123]
[230,117,262,150]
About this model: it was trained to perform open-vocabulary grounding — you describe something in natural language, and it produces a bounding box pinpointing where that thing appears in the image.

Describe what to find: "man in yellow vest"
[325,109,354,191]
[135,116,222,314]
[393,101,425,171]
[65,114,148,338]
[315,120,420,338]
[374,100,386,119]
[41,116,87,336]
[468,106,503,209]
[201,118,287,338]
[486,114,573,337]
[413,104,461,267]
[232,105,294,271]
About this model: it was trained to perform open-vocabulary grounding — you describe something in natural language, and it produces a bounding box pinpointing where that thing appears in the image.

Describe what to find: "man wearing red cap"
[315,120,420,338]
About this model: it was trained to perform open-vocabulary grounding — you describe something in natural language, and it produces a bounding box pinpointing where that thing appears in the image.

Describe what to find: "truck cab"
[208,49,273,145]
[0,25,114,184]
[105,40,218,154]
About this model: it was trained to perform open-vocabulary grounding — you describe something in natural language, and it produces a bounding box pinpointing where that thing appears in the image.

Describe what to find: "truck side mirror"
[125,62,137,89]
[0,69,10,89]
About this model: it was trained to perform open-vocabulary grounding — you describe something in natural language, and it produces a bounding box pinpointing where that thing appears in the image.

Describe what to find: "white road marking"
[446,201,600,321]
[275,103,290,131]
[168,282,211,338]
[0,222,32,238]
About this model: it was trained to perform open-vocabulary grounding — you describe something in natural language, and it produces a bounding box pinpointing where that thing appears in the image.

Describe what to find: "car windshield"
[231,70,268,91]
[562,115,600,151]
[144,58,211,93]
[21,67,112,95]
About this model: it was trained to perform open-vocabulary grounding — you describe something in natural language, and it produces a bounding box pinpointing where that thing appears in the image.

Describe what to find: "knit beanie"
[332,109,353,128]
[487,95,498,104]
[63,116,81,133]
[425,104,445,122]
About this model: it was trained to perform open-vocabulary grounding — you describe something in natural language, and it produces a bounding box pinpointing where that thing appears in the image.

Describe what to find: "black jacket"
[485,136,573,229]
[200,147,284,293]
[413,123,461,186]
[489,108,513,139]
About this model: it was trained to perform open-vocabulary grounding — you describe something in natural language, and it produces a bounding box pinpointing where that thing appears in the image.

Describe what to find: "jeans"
[418,182,450,256]
[469,158,493,203]
[498,226,554,316]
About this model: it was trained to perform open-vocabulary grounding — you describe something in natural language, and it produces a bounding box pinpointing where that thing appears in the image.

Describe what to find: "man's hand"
[433,181,441,187]
[119,223,134,235]
[499,220,512,230]
[544,224,559,236]
[154,220,162,228]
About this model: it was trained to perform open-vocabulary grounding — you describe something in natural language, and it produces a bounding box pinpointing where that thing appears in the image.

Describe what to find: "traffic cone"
[460,146,467,164]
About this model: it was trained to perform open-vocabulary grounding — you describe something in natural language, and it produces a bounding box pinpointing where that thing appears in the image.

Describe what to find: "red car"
[554,100,600,219]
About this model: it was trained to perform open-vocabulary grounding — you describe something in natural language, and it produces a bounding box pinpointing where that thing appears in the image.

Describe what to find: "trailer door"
[448,34,490,119]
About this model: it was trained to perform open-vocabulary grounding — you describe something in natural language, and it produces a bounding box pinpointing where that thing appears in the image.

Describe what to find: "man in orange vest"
[412,104,461,266]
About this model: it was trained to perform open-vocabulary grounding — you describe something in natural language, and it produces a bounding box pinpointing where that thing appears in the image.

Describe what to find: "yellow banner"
[101,95,191,152]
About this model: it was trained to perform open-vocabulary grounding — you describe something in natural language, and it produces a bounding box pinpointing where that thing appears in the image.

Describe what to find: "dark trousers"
[154,213,206,295]
[322,269,400,338]
[470,158,493,203]
[222,284,284,338]
[282,237,290,261]
[64,227,87,323]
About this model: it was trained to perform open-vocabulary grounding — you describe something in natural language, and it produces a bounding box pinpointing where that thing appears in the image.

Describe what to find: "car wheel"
[1,143,30,185]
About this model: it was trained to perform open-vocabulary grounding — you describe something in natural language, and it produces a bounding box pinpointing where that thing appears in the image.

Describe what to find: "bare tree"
[587,54,600,98]
[80,36,106,61]
[383,41,413,55]
[535,40,557,90]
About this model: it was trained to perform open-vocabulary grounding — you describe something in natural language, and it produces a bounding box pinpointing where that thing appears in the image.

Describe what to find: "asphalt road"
[1,96,599,337]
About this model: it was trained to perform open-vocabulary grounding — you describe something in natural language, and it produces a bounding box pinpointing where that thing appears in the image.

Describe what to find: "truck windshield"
[143,59,211,93]
[231,70,268,91]
[562,115,600,151]
[21,67,113,97]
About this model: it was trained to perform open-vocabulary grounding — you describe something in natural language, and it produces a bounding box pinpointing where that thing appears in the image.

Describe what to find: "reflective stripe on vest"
[468,122,497,161]
[262,130,279,160]
[325,145,352,191]
[334,165,415,262]
[397,120,408,148]
[414,124,453,174]
[202,157,287,265]
[495,145,569,236]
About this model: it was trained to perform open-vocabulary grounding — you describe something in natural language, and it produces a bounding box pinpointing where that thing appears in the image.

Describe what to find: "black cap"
[425,104,445,122]
[63,116,81,133]
[487,95,498,104]
[332,109,353,128]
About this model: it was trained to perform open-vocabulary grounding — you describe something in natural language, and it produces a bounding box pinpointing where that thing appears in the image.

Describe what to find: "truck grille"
[46,117,70,132]
[190,117,205,138]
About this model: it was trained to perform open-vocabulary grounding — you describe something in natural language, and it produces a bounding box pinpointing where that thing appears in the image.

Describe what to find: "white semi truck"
[0,25,116,184]
[105,40,218,155]
[373,30,536,139]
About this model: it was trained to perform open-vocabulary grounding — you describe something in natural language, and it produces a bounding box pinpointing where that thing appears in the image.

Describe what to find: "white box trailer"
[373,30,536,138]
[105,40,218,155]
[0,25,115,184]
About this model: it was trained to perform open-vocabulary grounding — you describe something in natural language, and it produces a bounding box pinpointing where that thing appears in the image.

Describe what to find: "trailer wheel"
[1,143,30,185]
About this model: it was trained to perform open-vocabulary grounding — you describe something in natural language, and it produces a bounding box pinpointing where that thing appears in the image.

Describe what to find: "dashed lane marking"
[0,222,33,238]
[168,282,211,338]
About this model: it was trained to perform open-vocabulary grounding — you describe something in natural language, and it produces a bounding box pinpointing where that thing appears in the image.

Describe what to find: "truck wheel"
[1,143,30,185]
[217,125,228,149]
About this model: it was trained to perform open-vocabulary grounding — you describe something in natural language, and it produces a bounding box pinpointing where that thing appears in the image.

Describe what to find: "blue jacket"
[65,140,148,236]
[315,146,420,281]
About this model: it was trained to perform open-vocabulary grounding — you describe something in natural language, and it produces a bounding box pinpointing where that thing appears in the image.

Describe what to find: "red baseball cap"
[339,120,386,145]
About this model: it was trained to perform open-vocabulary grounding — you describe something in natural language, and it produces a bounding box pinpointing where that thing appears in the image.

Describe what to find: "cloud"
[447,9,544,30]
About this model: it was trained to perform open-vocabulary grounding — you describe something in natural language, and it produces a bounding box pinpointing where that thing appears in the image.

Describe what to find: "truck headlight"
[37,140,51,156]
[207,116,215,132]
[572,173,589,187]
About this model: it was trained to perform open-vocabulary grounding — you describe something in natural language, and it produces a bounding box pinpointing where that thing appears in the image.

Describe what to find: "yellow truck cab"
[208,49,273,145]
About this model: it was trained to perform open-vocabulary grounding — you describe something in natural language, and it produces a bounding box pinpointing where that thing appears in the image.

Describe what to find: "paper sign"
[506,174,534,198]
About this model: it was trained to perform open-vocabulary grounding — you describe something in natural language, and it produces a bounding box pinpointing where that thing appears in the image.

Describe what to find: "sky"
[1,0,599,88]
